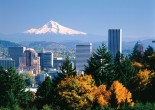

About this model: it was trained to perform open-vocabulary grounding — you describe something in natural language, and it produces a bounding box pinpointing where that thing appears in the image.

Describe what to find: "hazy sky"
[0,0,155,41]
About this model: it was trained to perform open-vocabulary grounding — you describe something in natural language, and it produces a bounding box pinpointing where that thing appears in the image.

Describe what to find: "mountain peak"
[24,20,87,35]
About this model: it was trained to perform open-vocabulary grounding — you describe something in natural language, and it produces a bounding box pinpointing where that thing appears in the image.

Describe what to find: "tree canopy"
[85,43,114,86]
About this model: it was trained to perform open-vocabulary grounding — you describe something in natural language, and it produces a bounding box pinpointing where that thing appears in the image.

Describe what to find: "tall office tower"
[38,50,53,70]
[8,47,26,68]
[76,43,92,75]
[108,29,122,58]
[0,58,15,70]
[19,48,40,74]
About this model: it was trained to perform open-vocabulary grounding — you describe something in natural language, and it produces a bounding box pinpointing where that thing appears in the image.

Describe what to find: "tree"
[20,72,35,87]
[129,69,155,102]
[143,45,154,64]
[130,46,143,63]
[113,55,138,87]
[147,53,155,71]
[109,81,134,108]
[0,66,31,109]
[132,61,143,69]
[53,56,76,86]
[57,75,96,109]
[36,77,54,109]
[61,56,76,76]
[90,85,111,108]
[85,43,114,86]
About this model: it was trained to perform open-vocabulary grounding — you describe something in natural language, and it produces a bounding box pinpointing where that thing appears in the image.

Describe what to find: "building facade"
[38,51,53,70]
[19,48,40,74]
[8,46,26,68]
[76,43,92,75]
[0,58,15,70]
[108,29,122,58]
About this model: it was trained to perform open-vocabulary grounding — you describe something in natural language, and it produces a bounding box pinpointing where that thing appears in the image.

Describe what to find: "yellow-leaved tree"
[57,75,96,109]
[129,69,155,102]
[109,80,134,107]
[132,61,143,69]
[89,85,111,107]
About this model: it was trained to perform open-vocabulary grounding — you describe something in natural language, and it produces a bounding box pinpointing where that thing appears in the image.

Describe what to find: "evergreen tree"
[53,56,76,86]
[61,56,76,76]
[85,43,114,86]
[114,54,138,87]
[0,66,31,108]
[143,46,154,69]
[36,77,54,109]
[147,53,155,71]
[144,45,154,58]
[130,46,143,63]
[51,56,77,108]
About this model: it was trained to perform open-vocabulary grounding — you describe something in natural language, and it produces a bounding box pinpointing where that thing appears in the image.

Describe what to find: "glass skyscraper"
[108,29,122,58]
[38,51,53,70]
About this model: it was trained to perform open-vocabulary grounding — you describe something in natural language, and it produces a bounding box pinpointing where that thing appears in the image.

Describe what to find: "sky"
[0,0,155,41]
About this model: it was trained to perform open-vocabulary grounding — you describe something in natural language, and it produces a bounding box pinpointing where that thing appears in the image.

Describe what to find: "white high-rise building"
[76,43,92,75]
[108,29,122,58]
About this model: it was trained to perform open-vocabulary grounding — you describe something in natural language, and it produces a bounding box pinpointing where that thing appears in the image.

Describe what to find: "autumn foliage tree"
[132,61,143,69]
[90,85,111,108]
[129,69,155,102]
[57,75,96,109]
[109,81,134,108]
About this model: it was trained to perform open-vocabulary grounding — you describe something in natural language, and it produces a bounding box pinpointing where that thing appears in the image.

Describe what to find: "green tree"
[53,56,76,86]
[0,66,32,109]
[85,43,114,86]
[36,77,54,109]
[148,53,155,71]
[61,56,76,76]
[130,46,143,63]
[144,45,154,63]
[114,53,138,86]
[129,69,155,102]
[20,72,35,87]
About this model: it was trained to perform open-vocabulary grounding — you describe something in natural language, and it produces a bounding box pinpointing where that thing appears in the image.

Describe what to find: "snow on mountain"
[24,20,87,35]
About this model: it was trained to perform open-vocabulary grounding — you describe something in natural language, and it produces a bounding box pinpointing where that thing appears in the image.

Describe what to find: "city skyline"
[0,0,155,41]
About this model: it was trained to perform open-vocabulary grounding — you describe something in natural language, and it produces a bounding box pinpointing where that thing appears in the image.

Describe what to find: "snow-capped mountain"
[24,20,87,35]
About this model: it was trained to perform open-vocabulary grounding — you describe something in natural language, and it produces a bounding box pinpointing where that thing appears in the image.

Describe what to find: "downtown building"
[8,46,26,68]
[19,48,40,74]
[108,29,122,58]
[76,43,92,75]
[38,49,54,71]
[0,58,15,70]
